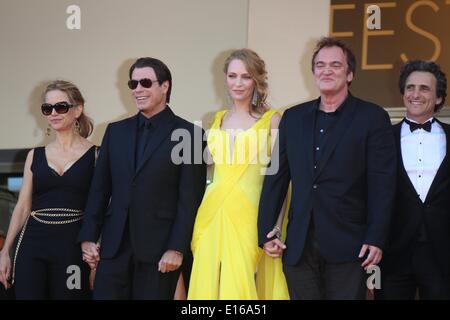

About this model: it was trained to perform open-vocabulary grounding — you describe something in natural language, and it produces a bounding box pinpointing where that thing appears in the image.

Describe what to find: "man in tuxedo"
[375,60,450,300]
[78,57,206,299]
[258,37,397,299]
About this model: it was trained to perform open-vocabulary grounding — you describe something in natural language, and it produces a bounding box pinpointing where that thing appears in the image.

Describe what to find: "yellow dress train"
[188,109,289,300]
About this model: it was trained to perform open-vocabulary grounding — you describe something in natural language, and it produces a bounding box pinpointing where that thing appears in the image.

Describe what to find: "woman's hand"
[0,250,12,290]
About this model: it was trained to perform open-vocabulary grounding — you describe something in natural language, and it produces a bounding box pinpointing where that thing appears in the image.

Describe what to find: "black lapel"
[125,114,139,173]
[313,93,356,180]
[300,100,318,180]
[134,108,177,177]
[424,119,450,203]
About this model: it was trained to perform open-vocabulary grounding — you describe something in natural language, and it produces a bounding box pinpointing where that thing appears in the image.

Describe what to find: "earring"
[46,125,51,136]
[74,119,81,133]
[252,90,258,106]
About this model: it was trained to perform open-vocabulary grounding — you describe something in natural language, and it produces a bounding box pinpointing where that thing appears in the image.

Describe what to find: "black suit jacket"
[78,107,206,263]
[383,119,450,275]
[258,93,397,265]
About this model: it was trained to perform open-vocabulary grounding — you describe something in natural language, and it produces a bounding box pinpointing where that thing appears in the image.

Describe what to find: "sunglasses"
[127,78,160,90]
[41,101,74,116]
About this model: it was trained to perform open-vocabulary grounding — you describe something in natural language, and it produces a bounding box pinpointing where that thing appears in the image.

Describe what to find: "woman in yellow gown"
[188,49,289,300]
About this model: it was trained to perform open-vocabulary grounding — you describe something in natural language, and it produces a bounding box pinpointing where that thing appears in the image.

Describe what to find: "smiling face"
[403,71,442,123]
[313,46,353,96]
[131,67,168,117]
[226,59,255,105]
[44,90,81,132]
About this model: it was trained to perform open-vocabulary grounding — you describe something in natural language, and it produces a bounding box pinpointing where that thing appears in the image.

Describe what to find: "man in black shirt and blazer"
[376,60,450,300]
[79,57,206,299]
[258,37,397,299]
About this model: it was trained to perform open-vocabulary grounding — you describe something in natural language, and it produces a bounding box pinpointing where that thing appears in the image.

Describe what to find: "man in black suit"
[78,57,206,299]
[258,37,397,299]
[375,60,450,300]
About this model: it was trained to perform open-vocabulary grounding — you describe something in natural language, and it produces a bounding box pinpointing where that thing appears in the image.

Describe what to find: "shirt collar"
[316,92,350,116]
[138,105,171,129]
[405,116,434,124]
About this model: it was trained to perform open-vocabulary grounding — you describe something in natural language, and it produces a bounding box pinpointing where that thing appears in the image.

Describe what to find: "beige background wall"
[0,0,330,149]
[248,0,330,109]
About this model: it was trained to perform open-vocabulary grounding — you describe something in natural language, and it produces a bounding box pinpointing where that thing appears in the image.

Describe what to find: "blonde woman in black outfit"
[0,80,95,299]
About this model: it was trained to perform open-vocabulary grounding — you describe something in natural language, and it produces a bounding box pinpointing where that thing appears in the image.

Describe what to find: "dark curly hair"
[399,60,447,112]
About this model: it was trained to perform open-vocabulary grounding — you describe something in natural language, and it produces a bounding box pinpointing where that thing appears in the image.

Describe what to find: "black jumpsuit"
[13,146,95,299]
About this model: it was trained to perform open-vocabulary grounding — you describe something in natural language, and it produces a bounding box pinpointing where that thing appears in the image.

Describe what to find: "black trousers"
[0,285,14,300]
[283,226,366,300]
[375,242,450,300]
[14,219,90,300]
[93,222,179,300]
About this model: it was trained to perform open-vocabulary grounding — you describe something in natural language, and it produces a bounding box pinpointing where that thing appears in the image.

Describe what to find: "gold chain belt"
[12,208,84,284]
[30,208,84,225]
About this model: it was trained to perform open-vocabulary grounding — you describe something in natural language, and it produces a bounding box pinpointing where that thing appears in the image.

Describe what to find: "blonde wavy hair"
[43,80,93,138]
[223,49,269,115]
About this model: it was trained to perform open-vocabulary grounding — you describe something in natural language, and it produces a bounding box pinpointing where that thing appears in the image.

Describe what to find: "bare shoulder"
[270,112,282,129]
[25,149,35,162]
[22,148,35,172]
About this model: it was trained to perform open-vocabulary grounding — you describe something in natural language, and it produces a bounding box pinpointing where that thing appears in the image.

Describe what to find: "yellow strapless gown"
[188,109,289,300]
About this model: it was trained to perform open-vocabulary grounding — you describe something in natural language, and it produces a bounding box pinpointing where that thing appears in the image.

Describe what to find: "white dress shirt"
[401,117,446,203]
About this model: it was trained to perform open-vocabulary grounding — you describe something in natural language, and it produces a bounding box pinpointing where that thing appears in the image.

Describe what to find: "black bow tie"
[404,118,434,132]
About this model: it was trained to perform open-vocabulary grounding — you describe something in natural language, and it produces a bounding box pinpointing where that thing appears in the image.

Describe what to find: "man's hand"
[81,241,100,270]
[263,229,287,258]
[158,250,183,273]
[359,244,382,270]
